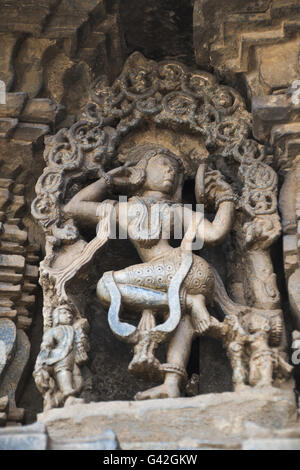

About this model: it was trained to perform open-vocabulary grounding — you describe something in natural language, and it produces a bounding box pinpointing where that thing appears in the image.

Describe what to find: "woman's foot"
[234,383,250,392]
[135,382,181,401]
[64,396,85,407]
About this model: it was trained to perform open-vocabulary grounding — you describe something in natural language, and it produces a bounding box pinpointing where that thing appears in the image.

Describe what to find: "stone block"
[0,118,18,139]
[12,123,49,143]
[0,422,119,450]
[0,282,21,297]
[0,242,25,255]
[0,254,25,272]
[0,330,30,419]
[0,93,27,118]
[0,422,47,450]
[0,318,16,380]
[38,388,297,450]
[21,99,64,124]
[49,429,120,450]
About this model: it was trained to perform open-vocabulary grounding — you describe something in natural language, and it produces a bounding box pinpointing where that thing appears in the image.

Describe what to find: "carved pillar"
[253,91,300,332]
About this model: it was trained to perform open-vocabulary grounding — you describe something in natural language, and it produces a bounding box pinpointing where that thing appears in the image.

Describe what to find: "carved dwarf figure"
[244,313,292,388]
[209,314,249,391]
[214,312,293,390]
[245,313,274,388]
[34,305,89,410]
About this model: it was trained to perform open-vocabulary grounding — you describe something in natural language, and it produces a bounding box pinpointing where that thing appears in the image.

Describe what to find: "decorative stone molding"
[0,1,125,116]
[194,0,300,100]
[0,177,39,425]
[0,93,64,141]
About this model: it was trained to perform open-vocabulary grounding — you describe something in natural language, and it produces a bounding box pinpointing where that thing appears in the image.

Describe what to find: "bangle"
[98,167,114,191]
[215,193,236,208]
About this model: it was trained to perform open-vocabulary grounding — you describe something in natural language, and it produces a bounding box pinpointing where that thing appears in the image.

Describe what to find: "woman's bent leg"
[97,276,168,311]
[135,315,195,400]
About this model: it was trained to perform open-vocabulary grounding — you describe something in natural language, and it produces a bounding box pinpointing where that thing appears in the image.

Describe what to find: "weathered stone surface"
[0,421,119,450]
[38,388,297,450]
[0,255,25,272]
[0,118,18,139]
[0,33,19,90]
[0,173,40,425]
[0,93,27,118]
[21,99,65,124]
[48,429,120,450]
[0,318,16,380]
[252,94,300,143]
[0,329,31,423]
[0,1,125,116]
[243,438,300,450]
[0,422,47,450]
[194,0,300,100]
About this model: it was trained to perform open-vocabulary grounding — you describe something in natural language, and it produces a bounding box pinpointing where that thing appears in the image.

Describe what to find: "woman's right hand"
[101,162,134,190]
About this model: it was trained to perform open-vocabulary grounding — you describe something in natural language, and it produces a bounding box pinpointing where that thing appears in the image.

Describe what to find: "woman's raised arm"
[203,201,235,245]
[63,177,109,224]
[63,163,133,224]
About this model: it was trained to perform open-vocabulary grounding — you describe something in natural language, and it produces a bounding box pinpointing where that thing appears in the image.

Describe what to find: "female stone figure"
[64,144,236,399]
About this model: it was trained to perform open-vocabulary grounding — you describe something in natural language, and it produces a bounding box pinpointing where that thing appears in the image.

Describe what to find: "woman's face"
[143,154,180,194]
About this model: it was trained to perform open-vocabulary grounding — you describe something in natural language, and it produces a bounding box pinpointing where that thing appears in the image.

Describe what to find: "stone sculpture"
[34,305,89,410]
[32,52,291,408]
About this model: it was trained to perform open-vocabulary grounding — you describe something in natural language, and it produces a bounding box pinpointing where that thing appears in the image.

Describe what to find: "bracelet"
[215,193,236,209]
[98,167,115,192]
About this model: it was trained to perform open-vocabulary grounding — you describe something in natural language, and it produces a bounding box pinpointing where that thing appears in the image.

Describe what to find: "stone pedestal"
[38,388,297,450]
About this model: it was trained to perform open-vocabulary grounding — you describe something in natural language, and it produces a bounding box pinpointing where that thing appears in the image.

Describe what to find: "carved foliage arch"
[32,52,280,315]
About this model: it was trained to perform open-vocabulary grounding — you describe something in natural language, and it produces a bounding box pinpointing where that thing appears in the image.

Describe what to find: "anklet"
[161,363,188,382]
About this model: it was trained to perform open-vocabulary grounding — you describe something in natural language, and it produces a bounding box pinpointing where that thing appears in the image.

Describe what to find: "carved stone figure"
[34,305,89,410]
[32,52,290,408]
[63,144,237,399]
